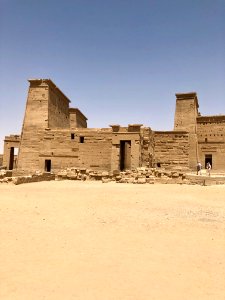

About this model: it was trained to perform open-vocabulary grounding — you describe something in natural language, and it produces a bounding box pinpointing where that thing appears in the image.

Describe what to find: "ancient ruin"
[2,79,225,176]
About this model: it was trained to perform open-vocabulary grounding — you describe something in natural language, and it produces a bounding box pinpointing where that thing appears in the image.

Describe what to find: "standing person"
[206,162,211,176]
[197,162,202,175]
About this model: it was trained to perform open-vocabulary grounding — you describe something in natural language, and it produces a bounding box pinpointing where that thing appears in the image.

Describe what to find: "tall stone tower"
[16,79,70,173]
[174,92,199,132]
[174,92,199,169]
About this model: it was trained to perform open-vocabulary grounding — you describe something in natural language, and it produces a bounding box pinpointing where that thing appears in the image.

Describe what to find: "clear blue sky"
[0,0,225,153]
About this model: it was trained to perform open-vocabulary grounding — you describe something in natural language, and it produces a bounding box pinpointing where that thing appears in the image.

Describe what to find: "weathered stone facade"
[2,79,225,174]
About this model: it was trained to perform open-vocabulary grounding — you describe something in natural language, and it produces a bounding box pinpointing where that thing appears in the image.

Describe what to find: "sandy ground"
[0,181,225,300]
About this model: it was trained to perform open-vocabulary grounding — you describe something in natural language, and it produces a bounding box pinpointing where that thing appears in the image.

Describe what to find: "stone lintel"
[28,78,71,103]
[4,135,21,142]
[69,108,88,120]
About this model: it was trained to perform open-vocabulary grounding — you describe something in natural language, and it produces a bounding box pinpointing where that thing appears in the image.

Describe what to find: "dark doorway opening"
[120,140,131,171]
[9,147,14,170]
[205,154,212,168]
[45,160,51,172]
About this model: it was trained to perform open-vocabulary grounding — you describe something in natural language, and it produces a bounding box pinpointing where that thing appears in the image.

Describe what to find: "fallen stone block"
[102,178,112,183]
[137,177,146,184]
[102,171,109,177]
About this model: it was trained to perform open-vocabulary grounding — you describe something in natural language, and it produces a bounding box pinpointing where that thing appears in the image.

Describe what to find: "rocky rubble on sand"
[56,167,186,184]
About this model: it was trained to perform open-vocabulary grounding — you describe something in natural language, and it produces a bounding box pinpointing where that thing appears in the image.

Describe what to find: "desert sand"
[0,181,225,300]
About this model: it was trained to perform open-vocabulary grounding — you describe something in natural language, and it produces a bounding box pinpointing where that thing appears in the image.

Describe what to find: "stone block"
[137,177,146,184]
[102,177,112,183]
[102,171,109,177]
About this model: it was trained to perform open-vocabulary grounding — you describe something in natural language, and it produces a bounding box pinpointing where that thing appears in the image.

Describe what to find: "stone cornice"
[197,115,225,123]
[28,78,71,103]
[175,92,199,108]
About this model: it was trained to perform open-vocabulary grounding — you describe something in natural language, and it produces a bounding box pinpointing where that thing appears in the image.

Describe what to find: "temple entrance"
[205,154,212,168]
[45,160,51,172]
[8,147,18,170]
[120,141,131,171]
[9,147,14,170]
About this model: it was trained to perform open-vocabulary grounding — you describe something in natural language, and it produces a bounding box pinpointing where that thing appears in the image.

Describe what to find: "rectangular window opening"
[80,136,84,143]
[71,133,75,140]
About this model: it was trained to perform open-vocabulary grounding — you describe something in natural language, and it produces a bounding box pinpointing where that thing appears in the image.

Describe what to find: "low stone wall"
[185,174,225,186]
[0,169,12,179]
[0,172,55,185]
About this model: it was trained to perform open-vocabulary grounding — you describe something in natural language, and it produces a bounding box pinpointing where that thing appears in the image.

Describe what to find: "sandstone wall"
[19,126,152,174]
[110,125,147,171]
[173,93,199,169]
[77,129,112,170]
[174,93,199,132]
[17,79,72,173]
[39,128,112,172]
[140,127,154,167]
[154,131,189,170]
[75,113,87,128]
[197,116,225,142]
[48,83,70,128]
[22,80,49,129]
[69,108,87,128]
[16,80,50,172]
[197,116,225,170]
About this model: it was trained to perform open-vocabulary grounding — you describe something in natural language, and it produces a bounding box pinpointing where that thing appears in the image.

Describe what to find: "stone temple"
[2,79,225,175]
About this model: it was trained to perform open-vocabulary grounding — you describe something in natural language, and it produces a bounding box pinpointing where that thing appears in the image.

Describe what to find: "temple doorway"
[205,154,212,168]
[45,160,51,172]
[8,147,18,170]
[120,141,131,171]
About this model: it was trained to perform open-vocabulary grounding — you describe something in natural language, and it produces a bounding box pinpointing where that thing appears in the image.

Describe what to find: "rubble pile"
[1,167,225,186]
[56,167,186,184]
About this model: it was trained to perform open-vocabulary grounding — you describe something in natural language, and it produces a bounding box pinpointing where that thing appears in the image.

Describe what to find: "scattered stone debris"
[1,167,225,186]
[55,167,225,185]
